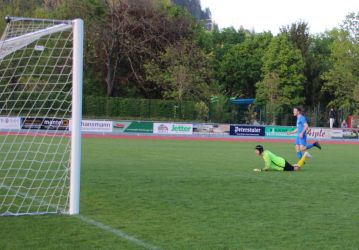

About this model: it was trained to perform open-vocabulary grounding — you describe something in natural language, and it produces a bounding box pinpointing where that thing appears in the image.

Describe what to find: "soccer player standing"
[287,107,321,159]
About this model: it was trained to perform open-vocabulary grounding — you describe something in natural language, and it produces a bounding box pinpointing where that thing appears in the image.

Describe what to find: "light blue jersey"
[293,113,319,159]
[295,115,307,145]
[296,115,307,135]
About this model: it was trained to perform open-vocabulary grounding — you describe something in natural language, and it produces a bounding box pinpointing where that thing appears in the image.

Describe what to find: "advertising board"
[80,120,113,132]
[342,129,359,139]
[22,117,69,130]
[154,123,193,135]
[193,123,230,134]
[265,126,295,138]
[0,117,21,130]
[230,125,265,136]
[307,127,331,139]
[330,129,344,139]
[123,121,153,133]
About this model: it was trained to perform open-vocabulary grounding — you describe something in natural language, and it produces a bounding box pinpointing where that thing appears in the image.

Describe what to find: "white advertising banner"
[81,120,113,132]
[154,123,193,135]
[307,127,331,139]
[0,117,21,130]
[330,129,344,138]
[71,120,113,132]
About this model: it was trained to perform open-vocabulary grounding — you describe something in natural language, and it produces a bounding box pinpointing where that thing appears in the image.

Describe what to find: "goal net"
[0,16,83,216]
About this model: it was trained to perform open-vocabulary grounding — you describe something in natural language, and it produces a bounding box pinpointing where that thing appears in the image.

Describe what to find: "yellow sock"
[297,154,306,167]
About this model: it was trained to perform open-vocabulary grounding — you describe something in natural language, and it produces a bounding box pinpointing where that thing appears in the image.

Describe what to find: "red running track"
[82,134,359,145]
[1,131,358,144]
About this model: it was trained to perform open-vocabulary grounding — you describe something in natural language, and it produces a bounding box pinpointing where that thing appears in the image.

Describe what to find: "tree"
[48,0,108,96]
[92,0,198,97]
[256,34,305,123]
[0,0,47,34]
[341,12,359,44]
[281,21,317,106]
[218,32,272,97]
[280,21,311,57]
[321,12,359,112]
[256,72,281,123]
[48,0,198,98]
[144,39,211,103]
[198,27,252,96]
[305,33,333,107]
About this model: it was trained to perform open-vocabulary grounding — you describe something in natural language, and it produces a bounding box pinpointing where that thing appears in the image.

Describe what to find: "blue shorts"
[295,135,307,146]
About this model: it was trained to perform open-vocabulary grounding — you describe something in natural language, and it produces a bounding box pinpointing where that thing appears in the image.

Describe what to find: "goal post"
[0,16,83,216]
[70,18,83,215]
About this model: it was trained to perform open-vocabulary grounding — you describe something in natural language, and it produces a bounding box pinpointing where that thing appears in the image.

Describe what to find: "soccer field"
[1,137,358,249]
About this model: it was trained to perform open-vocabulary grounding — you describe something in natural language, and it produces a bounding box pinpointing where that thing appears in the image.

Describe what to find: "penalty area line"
[76,215,161,250]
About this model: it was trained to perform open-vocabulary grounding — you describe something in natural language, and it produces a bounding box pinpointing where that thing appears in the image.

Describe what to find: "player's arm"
[254,154,271,172]
[254,168,269,172]
[262,154,271,171]
[287,128,298,135]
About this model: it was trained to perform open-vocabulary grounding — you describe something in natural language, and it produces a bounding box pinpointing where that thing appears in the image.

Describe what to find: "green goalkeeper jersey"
[262,150,286,171]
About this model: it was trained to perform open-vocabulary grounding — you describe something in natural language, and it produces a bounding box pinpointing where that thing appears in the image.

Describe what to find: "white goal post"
[0,16,83,215]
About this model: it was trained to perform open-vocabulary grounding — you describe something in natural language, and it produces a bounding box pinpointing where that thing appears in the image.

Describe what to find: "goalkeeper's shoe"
[314,141,321,150]
[304,151,312,159]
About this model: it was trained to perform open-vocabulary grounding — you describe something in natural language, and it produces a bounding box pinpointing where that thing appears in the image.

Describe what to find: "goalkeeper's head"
[255,145,264,156]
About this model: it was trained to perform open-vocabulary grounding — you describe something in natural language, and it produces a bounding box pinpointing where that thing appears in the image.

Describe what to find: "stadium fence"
[82,96,352,127]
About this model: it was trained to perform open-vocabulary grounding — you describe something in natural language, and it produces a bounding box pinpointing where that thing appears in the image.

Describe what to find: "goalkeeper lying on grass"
[253,145,311,172]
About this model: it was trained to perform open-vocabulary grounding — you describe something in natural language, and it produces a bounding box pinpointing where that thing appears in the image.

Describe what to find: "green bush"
[83,96,199,121]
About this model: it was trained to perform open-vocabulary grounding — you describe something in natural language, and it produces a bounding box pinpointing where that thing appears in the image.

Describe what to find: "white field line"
[0,184,161,250]
[76,215,160,250]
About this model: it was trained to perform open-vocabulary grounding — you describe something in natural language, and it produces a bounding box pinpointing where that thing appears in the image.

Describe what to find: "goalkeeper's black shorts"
[283,161,295,171]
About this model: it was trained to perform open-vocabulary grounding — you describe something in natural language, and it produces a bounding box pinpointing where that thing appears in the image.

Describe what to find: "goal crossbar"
[0,23,72,60]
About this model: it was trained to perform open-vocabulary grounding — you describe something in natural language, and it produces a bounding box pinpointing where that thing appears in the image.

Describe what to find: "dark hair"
[255,145,264,154]
[294,107,302,113]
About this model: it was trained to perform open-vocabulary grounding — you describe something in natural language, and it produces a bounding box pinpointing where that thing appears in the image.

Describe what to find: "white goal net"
[0,16,83,216]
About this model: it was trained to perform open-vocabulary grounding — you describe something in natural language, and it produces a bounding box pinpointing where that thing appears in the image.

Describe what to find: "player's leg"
[295,145,303,159]
[306,141,322,150]
[299,136,308,157]
[300,144,307,156]
[295,137,303,159]
[314,141,322,149]
[296,151,312,168]
[306,143,314,149]
[283,161,296,171]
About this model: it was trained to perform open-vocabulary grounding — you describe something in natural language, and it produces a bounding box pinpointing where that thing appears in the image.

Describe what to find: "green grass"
[1,138,359,249]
